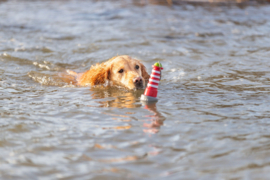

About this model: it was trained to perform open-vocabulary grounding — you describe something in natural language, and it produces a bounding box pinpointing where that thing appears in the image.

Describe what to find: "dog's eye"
[118,69,124,73]
[135,65,139,69]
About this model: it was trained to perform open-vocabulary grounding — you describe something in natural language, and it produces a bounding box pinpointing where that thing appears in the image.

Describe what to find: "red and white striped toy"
[140,62,163,102]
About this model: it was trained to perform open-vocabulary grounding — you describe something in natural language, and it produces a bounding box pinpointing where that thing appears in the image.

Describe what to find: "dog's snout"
[133,77,144,89]
[133,77,142,84]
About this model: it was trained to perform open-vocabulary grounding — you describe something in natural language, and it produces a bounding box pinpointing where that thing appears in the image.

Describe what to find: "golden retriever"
[67,55,150,90]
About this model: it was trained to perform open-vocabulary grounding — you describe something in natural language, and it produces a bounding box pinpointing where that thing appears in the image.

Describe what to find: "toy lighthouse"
[140,62,163,102]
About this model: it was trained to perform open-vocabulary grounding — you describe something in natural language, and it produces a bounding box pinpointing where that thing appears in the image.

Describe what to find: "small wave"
[28,71,76,87]
[32,61,63,71]
[164,68,186,82]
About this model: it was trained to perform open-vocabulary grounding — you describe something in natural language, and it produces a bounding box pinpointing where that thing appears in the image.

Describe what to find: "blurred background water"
[1,0,270,179]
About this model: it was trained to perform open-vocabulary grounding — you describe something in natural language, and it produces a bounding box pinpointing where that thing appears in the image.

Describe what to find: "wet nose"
[133,76,143,86]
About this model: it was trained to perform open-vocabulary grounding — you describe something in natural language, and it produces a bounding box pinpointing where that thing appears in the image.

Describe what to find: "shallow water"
[1,0,270,179]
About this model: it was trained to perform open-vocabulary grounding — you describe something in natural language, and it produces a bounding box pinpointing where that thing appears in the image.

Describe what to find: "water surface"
[1,0,270,179]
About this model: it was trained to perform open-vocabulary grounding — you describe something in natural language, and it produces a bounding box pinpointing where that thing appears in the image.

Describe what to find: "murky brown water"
[1,0,270,179]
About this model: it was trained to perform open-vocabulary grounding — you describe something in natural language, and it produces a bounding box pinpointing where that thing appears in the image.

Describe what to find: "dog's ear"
[90,65,110,85]
[79,64,110,86]
[139,62,150,81]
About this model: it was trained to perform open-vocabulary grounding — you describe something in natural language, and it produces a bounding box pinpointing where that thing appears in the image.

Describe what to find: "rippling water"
[1,0,270,179]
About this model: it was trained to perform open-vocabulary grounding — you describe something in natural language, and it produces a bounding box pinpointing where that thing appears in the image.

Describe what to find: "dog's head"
[107,55,150,90]
[80,55,150,90]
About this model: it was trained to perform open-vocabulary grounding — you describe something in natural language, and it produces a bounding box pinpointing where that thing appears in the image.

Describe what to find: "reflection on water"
[89,87,166,133]
[90,87,143,108]
[141,101,166,134]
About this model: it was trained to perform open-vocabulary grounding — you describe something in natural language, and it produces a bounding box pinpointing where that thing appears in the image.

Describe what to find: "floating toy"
[140,62,163,102]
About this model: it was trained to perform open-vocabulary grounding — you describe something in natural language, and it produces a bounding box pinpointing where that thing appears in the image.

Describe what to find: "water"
[1,0,270,179]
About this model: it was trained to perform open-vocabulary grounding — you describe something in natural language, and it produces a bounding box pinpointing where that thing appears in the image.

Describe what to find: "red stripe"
[150,77,160,81]
[153,66,163,70]
[149,82,159,86]
[151,72,160,75]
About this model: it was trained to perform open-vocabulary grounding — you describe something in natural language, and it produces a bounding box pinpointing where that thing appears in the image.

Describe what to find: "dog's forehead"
[113,57,138,66]
[115,56,136,63]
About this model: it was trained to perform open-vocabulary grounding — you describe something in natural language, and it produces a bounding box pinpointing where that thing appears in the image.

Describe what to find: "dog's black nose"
[133,77,143,87]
